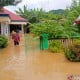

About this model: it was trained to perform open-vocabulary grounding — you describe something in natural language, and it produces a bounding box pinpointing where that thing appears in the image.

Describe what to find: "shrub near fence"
[65,39,80,61]
[0,35,8,48]
[49,37,80,61]
[49,40,63,53]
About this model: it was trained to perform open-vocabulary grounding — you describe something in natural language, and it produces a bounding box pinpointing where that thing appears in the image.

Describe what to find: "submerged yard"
[0,35,80,80]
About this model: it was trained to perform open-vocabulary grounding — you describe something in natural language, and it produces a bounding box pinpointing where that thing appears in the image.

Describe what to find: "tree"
[71,0,77,9]
[0,0,22,10]
[16,5,29,18]
[16,6,46,23]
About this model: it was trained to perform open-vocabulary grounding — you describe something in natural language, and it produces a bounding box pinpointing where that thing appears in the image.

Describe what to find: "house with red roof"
[0,8,27,37]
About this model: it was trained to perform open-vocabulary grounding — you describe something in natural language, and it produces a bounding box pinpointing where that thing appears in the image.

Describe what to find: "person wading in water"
[12,30,20,46]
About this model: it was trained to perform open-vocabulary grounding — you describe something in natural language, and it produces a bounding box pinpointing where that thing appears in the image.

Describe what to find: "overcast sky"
[5,0,72,12]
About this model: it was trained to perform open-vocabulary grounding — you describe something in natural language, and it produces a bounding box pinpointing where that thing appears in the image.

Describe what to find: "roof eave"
[10,21,27,25]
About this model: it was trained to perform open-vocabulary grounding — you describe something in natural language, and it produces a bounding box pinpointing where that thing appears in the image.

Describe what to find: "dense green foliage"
[0,35,8,48]
[15,0,80,39]
[32,0,80,38]
[30,20,80,39]
[0,0,79,38]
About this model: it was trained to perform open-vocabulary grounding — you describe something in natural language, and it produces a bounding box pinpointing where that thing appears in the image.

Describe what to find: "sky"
[5,0,72,12]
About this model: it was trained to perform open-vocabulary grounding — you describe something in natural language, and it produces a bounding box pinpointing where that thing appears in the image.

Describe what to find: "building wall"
[1,23,10,37]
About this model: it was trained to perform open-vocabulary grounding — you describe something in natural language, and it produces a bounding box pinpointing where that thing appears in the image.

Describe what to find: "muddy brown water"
[0,35,80,80]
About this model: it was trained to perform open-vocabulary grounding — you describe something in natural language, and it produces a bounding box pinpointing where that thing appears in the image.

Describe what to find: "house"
[74,15,80,25]
[0,8,27,37]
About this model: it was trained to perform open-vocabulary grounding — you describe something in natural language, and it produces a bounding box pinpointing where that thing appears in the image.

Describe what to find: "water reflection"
[14,46,20,54]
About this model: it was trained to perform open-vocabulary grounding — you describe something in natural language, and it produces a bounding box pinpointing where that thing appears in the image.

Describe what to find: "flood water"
[0,35,80,80]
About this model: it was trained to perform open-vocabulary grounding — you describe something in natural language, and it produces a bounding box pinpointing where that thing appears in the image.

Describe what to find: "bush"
[29,16,39,23]
[49,40,63,53]
[65,39,80,62]
[65,49,77,61]
[0,35,8,48]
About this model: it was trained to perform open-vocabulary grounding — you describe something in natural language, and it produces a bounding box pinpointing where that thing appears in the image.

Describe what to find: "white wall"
[1,23,10,37]
[1,23,25,37]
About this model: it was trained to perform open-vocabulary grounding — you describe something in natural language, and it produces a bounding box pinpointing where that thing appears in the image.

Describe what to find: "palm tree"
[16,5,29,18]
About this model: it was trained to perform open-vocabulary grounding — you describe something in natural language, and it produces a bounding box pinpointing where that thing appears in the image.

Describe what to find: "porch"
[0,23,25,37]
